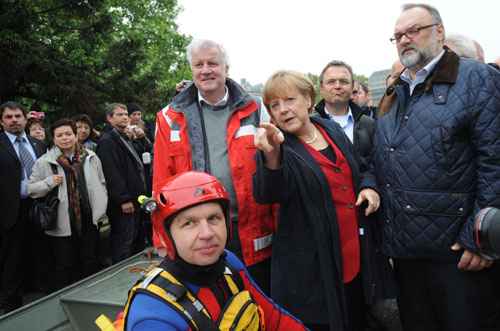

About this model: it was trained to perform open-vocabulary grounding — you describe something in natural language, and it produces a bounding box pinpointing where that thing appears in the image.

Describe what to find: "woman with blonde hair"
[253,70,382,331]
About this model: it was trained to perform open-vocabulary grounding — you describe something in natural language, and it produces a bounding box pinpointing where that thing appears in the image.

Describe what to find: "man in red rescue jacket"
[152,39,275,293]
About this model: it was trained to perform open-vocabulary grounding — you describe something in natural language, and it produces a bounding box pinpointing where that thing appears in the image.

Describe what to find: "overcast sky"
[176,0,499,85]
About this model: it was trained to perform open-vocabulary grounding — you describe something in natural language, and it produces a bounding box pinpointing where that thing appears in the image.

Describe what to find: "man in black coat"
[352,80,378,120]
[96,103,147,263]
[0,101,45,313]
[315,61,399,330]
[315,61,376,174]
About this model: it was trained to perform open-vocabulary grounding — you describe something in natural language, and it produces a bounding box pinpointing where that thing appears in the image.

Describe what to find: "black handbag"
[31,164,59,231]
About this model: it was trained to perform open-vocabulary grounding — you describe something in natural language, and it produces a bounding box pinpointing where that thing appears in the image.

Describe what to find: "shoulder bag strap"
[47,163,59,198]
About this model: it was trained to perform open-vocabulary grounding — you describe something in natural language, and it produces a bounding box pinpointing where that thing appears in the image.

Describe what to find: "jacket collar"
[314,99,365,122]
[0,131,44,160]
[284,117,359,186]
[379,47,459,116]
[44,145,96,164]
[171,78,253,112]
[198,86,229,107]
[0,131,19,161]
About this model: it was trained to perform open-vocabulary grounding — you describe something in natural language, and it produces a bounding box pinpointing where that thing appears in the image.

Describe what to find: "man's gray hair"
[106,103,127,117]
[445,34,478,60]
[402,3,443,24]
[186,39,229,68]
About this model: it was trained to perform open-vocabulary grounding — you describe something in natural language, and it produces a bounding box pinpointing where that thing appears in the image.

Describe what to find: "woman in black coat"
[253,71,383,331]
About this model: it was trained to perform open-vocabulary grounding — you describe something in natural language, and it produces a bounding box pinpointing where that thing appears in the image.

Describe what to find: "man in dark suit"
[0,101,45,313]
[96,103,147,264]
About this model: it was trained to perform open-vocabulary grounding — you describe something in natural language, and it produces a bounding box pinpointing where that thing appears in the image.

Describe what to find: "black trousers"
[394,258,500,331]
[108,206,145,264]
[305,274,366,331]
[24,216,51,293]
[345,274,367,331]
[47,225,99,291]
[0,199,31,311]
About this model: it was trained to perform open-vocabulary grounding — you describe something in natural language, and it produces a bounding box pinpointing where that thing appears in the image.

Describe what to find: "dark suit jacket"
[0,132,46,230]
[96,128,146,208]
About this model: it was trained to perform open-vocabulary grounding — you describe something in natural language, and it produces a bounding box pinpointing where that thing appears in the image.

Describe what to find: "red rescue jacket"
[152,80,276,266]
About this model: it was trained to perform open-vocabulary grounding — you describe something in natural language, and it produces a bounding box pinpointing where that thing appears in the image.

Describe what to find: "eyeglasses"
[390,23,439,44]
[323,78,352,87]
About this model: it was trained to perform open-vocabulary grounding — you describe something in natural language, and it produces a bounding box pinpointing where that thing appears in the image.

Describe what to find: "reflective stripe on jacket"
[152,80,276,266]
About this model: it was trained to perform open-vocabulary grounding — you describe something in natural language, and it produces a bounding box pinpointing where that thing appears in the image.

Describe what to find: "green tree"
[353,74,369,85]
[0,0,191,122]
[306,72,322,103]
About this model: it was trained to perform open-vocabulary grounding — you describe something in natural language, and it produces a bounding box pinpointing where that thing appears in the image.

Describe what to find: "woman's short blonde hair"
[262,70,316,113]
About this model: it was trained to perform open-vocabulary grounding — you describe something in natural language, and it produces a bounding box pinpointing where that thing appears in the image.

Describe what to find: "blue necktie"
[16,136,35,179]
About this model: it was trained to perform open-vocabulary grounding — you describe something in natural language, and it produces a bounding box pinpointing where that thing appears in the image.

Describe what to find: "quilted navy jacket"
[373,49,500,260]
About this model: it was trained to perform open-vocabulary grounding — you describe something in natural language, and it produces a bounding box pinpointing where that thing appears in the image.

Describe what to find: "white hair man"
[444,34,479,60]
[375,3,500,331]
[152,39,274,294]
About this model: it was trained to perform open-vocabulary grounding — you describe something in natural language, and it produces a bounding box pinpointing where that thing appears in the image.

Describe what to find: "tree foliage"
[0,0,191,122]
[353,74,369,85]
[239,78,263,95]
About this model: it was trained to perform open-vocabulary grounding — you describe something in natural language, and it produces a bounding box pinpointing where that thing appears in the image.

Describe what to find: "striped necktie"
[16,136,35,179]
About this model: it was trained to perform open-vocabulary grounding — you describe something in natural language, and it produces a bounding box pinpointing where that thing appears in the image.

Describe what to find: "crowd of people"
[0,101,154,313]
[1,3,500,331]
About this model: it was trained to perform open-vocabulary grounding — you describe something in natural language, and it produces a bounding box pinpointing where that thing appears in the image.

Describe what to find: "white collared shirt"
[326,106,355,143]
[400,50,445,95]
[198,86,229,107]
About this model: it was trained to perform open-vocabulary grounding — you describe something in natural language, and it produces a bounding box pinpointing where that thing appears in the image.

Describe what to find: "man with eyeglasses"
[314,61,400,330]
[315,61,376,172]
[373,3,500,331]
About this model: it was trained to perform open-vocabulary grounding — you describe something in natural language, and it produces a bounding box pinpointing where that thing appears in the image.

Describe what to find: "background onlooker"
[97,103,147,264]
[316,61,376,171]
[26,118,46,143]
[127,103,143,127]
[127,103,155,143]
[73,114,98,151]
[352,80,371,108]
[385,60,405,87]
[28,119,108,291]
[444,34,480,60]
[0,101,46,313]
